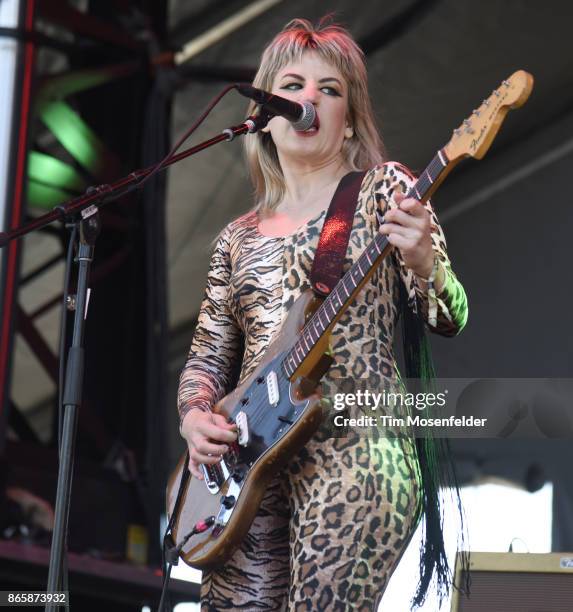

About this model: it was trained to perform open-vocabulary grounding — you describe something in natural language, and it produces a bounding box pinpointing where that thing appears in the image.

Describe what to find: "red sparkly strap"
[310,171,366,296]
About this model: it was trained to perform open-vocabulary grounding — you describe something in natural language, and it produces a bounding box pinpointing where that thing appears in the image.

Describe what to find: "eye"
[279,82,342,96]
[321,86,341,97]
[281,82,302,91]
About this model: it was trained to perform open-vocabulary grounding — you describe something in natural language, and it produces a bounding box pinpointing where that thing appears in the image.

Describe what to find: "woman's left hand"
[378,191,434,278]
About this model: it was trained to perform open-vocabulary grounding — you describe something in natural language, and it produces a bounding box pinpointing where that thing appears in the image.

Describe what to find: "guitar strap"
[310,171,367,297]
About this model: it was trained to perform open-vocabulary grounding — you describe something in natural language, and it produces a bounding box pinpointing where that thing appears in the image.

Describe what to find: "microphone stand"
[0,114,269,248]
[0,112,270,611]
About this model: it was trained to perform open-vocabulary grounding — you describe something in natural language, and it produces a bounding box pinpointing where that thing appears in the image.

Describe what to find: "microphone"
[236,84,316,132]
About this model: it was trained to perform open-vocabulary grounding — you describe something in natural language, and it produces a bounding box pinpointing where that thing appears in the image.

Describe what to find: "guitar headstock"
[445,70,534,162]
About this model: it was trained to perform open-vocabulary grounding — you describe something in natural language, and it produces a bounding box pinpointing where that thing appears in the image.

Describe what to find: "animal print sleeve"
[177,224,243,427]
[375,161,468,337]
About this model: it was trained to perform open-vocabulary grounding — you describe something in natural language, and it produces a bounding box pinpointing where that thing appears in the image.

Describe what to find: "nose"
[300,82,320,105]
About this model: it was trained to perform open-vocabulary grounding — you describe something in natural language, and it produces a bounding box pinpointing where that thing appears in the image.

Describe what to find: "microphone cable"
[135,83,239,192]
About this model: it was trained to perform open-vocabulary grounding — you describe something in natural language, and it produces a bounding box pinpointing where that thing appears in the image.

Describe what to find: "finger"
[384,233,412,251]
[188,459,204,480]
[199,421,238,442]
[399,199,427,217]
[385,208,425,228]
[379,223,413,239]
[211,413,237,430]
[190,448,225,465]
[194,439,229,456]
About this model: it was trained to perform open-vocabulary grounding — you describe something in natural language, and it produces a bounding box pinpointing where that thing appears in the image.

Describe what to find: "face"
[265,52,351,166]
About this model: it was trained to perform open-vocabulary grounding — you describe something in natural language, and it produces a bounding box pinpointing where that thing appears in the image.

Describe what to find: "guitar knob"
[232,467,245,482]
[221,495,236,509]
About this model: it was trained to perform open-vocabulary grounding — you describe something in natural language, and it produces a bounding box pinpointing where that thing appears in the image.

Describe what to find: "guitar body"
[166,289,332,569]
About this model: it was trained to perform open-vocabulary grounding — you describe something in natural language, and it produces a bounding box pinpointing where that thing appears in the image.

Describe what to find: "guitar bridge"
[201,458,230,494]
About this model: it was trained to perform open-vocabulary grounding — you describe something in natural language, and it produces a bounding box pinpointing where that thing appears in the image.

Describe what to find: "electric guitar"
[166,70,533,569]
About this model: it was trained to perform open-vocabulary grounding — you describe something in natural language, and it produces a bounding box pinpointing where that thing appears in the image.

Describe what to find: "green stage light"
[40,101,119,178]
[27,181,74,209]
[29,150,87,192]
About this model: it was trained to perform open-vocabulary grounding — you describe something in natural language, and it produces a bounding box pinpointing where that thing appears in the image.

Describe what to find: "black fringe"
[399,280,471,609]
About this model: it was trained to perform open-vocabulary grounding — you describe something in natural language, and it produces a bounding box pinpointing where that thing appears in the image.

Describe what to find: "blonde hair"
[244,18,386,213]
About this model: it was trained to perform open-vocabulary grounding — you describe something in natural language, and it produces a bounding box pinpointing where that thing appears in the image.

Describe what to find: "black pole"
[0,111,270,609]
[0,112,271,609]
[45,213,100,611]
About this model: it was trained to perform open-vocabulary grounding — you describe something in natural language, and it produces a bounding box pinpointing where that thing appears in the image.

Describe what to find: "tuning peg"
[462,119,474,133]
[493,90,501,97]
[502,80,510,87]
[482,99,490,107]
[472,109,481,116]
[453,128,462,136]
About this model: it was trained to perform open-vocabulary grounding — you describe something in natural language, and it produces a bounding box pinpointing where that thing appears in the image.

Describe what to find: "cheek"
[330,110,349,142]
[266,116,288,139]
[328,103,350,134]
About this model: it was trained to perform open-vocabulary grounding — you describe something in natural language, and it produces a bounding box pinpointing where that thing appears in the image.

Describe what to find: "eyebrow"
[280,72,343,86]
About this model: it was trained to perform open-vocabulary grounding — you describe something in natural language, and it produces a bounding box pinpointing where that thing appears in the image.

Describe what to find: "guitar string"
[282,150,448,377]
[232,151,449,431]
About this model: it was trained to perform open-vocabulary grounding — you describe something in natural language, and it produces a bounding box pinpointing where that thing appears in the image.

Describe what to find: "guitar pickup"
[267,370,279,406]
[235,411,249,446]
[266,370,280,406]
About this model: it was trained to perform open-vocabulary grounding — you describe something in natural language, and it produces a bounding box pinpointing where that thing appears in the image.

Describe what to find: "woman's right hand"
[180,408,238,480]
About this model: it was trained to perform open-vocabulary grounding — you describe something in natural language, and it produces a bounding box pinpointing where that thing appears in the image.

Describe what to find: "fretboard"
[281,149,449,379]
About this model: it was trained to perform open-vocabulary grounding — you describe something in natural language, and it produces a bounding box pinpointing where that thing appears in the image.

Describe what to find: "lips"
[298,112,320,136]
[307,113,320,132]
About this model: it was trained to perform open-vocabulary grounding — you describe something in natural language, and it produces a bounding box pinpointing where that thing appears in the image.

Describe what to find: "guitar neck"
[281,150,453,380]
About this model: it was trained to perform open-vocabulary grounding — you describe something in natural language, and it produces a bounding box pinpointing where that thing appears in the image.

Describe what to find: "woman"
[178,18,468,611]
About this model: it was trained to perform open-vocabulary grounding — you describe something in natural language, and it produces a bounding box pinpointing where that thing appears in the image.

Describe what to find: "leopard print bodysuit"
[178,162,468,611]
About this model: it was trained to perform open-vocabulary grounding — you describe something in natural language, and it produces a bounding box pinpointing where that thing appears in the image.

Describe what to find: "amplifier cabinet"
[451,552,573,612]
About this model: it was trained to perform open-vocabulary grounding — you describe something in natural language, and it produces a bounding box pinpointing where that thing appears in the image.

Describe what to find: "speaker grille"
[457,571,573,612]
